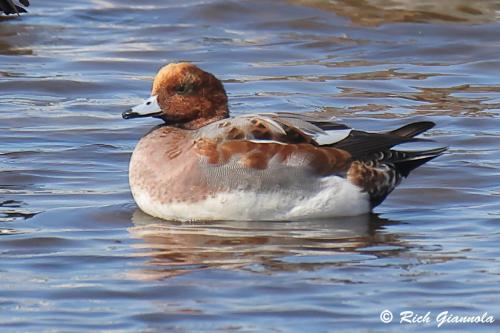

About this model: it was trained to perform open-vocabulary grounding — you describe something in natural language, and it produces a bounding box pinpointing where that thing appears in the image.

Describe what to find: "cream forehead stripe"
[152,63,194,94]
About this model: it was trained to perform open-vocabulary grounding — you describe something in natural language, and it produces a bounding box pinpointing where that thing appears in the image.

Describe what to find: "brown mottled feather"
[194,138,351,176]
[196,113,340,146]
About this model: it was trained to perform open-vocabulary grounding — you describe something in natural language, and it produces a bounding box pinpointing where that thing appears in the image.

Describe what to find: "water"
[1,0,499,332]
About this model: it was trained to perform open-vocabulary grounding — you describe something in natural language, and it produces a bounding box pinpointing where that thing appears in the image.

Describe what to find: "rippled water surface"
[1,1,500,332]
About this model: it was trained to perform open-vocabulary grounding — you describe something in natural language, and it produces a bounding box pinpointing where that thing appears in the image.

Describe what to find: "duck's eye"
[175,84,190,95]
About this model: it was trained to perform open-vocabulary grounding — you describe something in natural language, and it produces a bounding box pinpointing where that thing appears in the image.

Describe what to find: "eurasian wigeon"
[123,62,446,221]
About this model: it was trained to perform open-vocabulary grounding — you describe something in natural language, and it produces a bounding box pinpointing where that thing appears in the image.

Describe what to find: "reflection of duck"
[123,62,446,221]
[0,0,29,15]
[127,208,403,280]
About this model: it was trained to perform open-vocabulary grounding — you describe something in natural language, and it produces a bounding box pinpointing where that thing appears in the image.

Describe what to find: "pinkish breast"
[129,127,215,204]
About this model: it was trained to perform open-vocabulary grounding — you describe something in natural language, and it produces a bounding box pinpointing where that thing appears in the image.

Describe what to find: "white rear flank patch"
[314,129,352,145]
[247,139,287,145]
[132,175,370,221]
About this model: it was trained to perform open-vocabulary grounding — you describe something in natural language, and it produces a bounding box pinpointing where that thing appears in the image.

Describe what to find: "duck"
[0,0,29,15]
[122,62,446,221]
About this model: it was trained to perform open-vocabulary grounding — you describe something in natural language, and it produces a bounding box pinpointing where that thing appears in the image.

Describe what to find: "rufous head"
[123,62,229,129]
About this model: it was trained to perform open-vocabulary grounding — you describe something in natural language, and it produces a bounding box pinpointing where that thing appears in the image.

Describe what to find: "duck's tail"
[387,121,436,138]
[347,121,447,207]
[387,121,447,176]
[391,146,447,177]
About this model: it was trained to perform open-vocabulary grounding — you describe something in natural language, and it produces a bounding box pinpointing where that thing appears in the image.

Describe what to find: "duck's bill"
[122,95,161,119]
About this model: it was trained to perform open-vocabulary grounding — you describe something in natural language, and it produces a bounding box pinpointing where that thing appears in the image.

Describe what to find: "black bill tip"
[122,109,137,119]
[122,109,162,119]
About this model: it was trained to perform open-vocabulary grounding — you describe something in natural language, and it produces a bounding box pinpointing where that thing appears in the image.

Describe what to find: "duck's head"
[122,62,229,129]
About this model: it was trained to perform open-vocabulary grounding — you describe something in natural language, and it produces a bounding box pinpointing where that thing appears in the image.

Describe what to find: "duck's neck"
[176,105,229,130]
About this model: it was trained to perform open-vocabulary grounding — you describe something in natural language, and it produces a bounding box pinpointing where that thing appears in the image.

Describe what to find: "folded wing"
[198,111,353,146]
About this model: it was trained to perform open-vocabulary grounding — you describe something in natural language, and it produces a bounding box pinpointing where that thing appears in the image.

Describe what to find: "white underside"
[132,176,371,221]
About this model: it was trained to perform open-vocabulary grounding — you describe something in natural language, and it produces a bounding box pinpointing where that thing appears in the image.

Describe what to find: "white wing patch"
[247,113,352,146]
[313,129,352,145]
[247,139,287,145]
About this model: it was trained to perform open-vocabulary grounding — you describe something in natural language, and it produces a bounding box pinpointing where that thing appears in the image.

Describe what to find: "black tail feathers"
[389,121,446,177]
[388,121,435,138]
[393,146,447,177]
